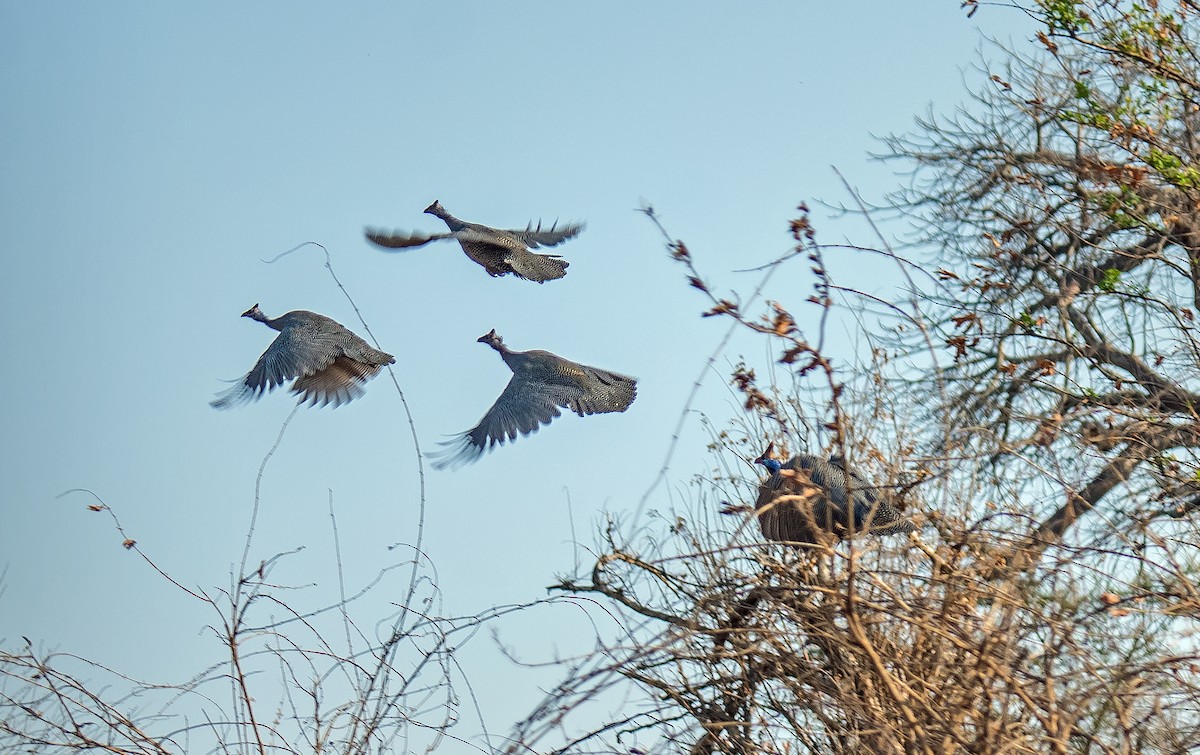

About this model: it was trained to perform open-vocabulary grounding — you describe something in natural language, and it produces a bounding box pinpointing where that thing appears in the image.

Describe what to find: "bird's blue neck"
[759,458,782,474]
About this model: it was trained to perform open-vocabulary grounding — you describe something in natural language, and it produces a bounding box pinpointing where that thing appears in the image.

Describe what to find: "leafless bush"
[0,249,529,755]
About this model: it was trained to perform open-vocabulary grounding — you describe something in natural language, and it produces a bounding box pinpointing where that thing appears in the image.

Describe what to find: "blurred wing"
[291,355,384,407]
[364,228,452,250]
[429,376,562,470]
[210,326,344,409]
[504,220,585,248]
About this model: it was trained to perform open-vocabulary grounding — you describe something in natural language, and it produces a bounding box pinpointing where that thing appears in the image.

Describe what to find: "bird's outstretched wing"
[363,228,455,250]
[211,326,346,409]
[504,220,585,248]
[290,355,380,407]
[541,365,637,416]
[429,375,563,469]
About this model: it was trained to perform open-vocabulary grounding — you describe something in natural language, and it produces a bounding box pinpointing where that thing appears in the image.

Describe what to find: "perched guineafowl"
[752,443,915,546]
[211,304,395,409]
[364,200,584,283]
[431,329,636,469]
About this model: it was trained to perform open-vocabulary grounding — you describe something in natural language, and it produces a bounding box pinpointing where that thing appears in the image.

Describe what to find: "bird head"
[241,303,264,320]
[424,200,445,216]
[477,329,504,350]
[754,442,783,475]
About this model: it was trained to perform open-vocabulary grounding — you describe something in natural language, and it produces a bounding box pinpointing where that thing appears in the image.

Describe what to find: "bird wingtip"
[426,434,485,471]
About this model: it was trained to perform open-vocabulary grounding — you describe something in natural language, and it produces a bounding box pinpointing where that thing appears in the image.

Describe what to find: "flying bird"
[364,200,584,283]
[752,443,915,546]
[431,329,636,469]
[211,304,395,409]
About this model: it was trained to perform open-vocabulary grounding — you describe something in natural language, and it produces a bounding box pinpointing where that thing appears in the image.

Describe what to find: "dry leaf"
[702,300,738,317]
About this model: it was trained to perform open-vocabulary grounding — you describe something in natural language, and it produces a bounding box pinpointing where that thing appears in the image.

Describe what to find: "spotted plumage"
[364,200,584,282]
[432,329,636,469]
[211,304,394,409]
[753,443,915,545]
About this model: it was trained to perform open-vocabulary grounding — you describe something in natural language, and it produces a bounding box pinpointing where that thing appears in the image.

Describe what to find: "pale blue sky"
[1,3,1034,750]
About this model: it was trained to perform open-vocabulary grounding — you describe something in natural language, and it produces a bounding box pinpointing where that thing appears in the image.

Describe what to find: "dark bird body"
[364,200,584,282]
[211,304,394,409]
[753,444,914,545]
[432,330,636,469]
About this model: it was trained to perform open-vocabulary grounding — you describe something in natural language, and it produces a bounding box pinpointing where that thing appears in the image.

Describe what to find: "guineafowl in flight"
[211,304,395,409]
[364,200,584,283]
[431,329,636,469]
[752,443,915,546]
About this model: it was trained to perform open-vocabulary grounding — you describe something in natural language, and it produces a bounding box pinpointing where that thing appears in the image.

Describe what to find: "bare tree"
[888,0,1200,562]
[507,3,1200,753]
